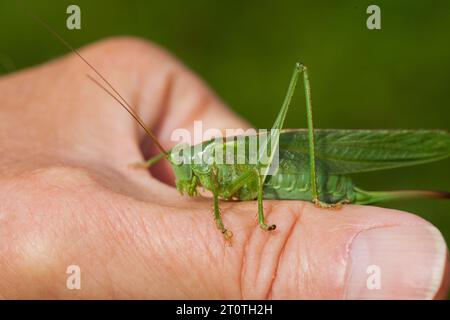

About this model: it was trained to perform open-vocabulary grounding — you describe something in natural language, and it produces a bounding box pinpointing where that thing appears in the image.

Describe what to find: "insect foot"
[223,229,233,243]
[259,223,277,231]
[313,198,348,210]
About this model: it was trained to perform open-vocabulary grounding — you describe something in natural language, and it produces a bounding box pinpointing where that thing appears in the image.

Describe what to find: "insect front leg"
[129,153,165,169]
[213,192,233,241]
[255,64,301,231]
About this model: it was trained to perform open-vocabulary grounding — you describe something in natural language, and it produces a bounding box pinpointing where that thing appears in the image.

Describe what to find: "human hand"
[0,38,448,299]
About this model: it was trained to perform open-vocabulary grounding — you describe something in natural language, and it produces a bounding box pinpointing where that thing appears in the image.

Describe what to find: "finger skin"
[0,37,448,299]
[0,168,447,299]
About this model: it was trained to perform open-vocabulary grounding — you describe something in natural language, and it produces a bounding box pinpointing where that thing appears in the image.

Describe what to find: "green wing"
[278,129,450,175]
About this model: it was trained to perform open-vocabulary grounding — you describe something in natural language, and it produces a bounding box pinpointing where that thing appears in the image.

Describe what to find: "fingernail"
[345,225,447,299]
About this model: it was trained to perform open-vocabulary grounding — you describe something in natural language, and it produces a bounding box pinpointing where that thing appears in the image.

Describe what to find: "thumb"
[137,199,449,299]
[236,202,449,299]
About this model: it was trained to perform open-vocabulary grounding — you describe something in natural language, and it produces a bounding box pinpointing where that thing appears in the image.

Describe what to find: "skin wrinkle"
[240,229,250,299]
[225,226,246,299]
[46,163,145,208]
[241,200,274,299]
[67,166,145,203]
[199,242,225,298]
[253,208,268,296]
[218,247,235,299]
[105,203,188,296]
[144,208,189,296]
[194,222,228,297]
[79,185,163,298]
[197,213,226,297]
[105,210,157,297]
[126,230,167,297]
[31,168,135,268]
[266,202,305,299]
[0,248,20,295]
[58,179,114,248]
[341,227,366,299]
[149,205,216,298]
[157,221,197,298]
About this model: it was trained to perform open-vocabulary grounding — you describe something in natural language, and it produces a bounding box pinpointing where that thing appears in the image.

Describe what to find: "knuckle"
[82,36,175,67]
[94,36,154,53]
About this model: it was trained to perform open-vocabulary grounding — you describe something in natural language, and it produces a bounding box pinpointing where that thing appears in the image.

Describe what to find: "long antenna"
[21,3,168,155]
[86,74,167,154]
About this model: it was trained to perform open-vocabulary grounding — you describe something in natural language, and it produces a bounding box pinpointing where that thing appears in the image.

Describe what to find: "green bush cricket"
[28,10,450,241]
[126,64,450,240]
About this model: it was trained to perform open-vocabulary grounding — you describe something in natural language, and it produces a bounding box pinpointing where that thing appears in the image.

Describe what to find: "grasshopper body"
[153,65,449,238]
[170,129,449,206]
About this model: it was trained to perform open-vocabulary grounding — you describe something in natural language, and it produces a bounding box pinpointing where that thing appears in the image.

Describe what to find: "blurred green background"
[1,1,449,242]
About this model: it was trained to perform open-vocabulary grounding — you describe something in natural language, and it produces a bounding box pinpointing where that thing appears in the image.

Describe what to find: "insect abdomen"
[260,148,355,202]
[264,170,355,203]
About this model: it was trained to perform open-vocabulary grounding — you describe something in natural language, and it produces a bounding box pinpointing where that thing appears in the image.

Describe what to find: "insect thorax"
[169,139,261,199]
